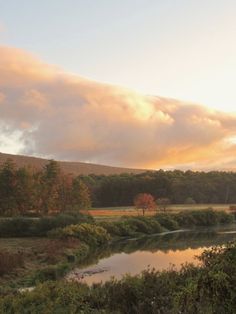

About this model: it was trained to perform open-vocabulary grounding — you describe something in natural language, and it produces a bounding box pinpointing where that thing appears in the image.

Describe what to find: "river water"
[66,225,236,285]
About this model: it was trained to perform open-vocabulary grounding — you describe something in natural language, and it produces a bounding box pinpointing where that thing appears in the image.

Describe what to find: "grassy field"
[85,204,235,220]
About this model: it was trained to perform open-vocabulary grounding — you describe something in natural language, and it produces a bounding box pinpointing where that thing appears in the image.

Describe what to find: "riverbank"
[1,241,236,313]
[0,209,235,293]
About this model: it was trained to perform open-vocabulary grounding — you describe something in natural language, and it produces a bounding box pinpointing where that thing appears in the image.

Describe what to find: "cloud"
[1,45,236,170]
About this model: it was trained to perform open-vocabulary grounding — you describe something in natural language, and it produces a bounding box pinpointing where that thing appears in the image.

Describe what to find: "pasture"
[86,204,235,220]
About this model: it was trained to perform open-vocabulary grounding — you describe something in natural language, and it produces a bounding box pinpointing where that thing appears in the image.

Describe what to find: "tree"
[57,174,73,212]
[15,167,36,214]
[156,198,171,212]
[71,178,91,211]
[0,159,17,215]
[39,160,61,214]
[134,193,156,216]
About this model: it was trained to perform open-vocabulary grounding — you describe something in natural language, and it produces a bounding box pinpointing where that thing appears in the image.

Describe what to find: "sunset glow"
[1,1,236,169]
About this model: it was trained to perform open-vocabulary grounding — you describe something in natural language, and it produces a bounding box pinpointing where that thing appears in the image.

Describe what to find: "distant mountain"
[0,152,145,176]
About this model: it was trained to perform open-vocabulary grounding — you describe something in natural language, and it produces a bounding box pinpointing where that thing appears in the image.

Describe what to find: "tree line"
[1,159,236,215]
[0,159,90,216]
[79,169,236,207]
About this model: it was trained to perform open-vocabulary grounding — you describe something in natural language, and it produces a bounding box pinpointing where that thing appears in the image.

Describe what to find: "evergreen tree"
[0,159,17,215]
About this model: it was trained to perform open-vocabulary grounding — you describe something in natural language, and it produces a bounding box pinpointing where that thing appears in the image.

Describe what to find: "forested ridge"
[1,159,236,215]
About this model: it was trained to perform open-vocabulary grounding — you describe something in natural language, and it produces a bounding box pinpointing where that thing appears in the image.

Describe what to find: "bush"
[146,219,163,234]
[101,219,135,237]
[175,209,234,227]
[0,218,35,237]
[155,213,179,230]
[32,263,70,283]
[123,217,152,234]
[64,242,90,264]
[98,221,123,236]
[0,212,94,237]
[33,212,94,236]
[51,223,111,246]
[217,210,234,224]
[131,216,164,233]
[1,242,236,313]
[100,217,163,237]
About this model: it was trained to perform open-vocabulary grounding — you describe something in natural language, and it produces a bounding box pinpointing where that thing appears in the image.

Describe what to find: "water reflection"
[67,225,236,285]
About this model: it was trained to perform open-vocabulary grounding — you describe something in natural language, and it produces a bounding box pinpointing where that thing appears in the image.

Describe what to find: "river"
[66,224,236,285]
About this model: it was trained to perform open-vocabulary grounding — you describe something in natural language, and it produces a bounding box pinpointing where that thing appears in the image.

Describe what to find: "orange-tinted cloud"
[1,45,236,170]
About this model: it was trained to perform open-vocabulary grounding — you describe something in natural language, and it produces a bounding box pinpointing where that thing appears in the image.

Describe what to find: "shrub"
[0,212,94,237]
[175,209,234,227]
[51,223,111,246]
[146,218,163,233]
[0,218,35,237]
[130,216,163,234]
[65,242,90,263]
[101,220,136,237]
[33,212,94,236]
[123,217,152,234]
[98,221,123,236]
[100,217,163,236]
[155,213,179,230]
[98,221,135,237]
[216,210,234,224]
[1,243,236,313]
[32,263,70,283]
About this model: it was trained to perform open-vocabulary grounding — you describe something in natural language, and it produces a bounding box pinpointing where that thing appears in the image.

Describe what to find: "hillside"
[0,152,145,176]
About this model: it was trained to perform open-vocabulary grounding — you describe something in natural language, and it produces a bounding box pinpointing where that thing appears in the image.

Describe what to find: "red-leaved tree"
[134,193,156,216]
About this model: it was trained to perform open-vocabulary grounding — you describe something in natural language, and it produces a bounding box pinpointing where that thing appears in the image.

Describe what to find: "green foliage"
[99,220,136,237]
[99,210,233,238]
[0,159,18,215]
[123,217,154,234]
[32,263,71,283]
[100,217,163,237]
[34,212,94,236]
[155,213,179,230]
[58,241,90,264]
[53,223,111,246]
[175,209,234,227]
[1,242,236,313]
[0,212,94,237]
[0,217,36,237]
[85,170,236,207]
[129,216,163,234]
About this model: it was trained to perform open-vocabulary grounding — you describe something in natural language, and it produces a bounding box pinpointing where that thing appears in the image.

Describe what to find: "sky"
[1,1,236,170]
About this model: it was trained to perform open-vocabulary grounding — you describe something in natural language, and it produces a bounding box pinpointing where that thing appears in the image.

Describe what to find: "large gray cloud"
[1,45,236,169]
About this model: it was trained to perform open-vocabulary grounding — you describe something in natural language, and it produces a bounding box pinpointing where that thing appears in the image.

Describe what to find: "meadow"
[87,203,234,220]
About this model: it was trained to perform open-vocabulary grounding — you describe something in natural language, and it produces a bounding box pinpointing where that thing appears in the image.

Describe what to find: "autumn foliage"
[134,193,156,216]
[0,159,91,216]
